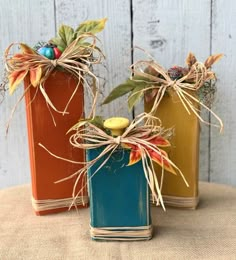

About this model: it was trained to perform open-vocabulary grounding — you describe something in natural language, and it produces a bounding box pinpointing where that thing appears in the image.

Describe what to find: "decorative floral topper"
[5,18,107,95]
[40,113,188,210]
[103,52,223,131]
[2,18,107,130]
[75,115,176,173]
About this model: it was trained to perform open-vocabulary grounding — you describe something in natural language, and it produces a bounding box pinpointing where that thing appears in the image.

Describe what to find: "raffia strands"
[90,225,153,241]
[31,195,89,212]
[130,60,223,132]
[4,33,104,132]
[39,113,189,211]
[161,195,199,209]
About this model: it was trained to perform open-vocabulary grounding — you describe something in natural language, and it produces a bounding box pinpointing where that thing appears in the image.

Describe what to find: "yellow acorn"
[104,117,130,136]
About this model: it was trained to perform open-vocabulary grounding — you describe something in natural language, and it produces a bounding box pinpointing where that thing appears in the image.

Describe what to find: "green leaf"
[50,25,75,50]
[132,75,153,83]
[67,116,105,134]
[89,116,104,129]
[58,25,75,47]
[126,78,145,87]
[103,81,136,105]
[49,36,66,50]
[76,18,107,35]
[78,41,102,51]
[128,85,145,110]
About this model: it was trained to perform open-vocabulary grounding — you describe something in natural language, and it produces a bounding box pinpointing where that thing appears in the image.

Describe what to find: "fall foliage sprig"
[4,18,107,95]
[103,53,223,110]
[103,53,223,131]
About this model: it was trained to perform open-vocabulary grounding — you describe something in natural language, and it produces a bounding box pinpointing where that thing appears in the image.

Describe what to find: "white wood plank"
[1,0,234,189]
[133,0,211,181]
[210,0,236,185]
[0,0,55,188]
[55,0,132,119]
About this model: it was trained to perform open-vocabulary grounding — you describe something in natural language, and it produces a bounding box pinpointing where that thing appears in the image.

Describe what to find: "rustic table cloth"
[0,182,235,260]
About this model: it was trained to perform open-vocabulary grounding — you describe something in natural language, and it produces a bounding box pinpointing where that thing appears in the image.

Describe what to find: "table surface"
[0,182,235,260]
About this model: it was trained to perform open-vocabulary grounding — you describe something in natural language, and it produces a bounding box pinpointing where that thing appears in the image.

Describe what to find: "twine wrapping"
[31,195,89,212]
[130,57,223,131]
[90,225,153,241]
[4,33,104,132]
[39,113,189,211]
[161,195,199,209]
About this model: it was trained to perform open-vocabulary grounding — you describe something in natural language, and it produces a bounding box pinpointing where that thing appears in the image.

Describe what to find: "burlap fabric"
[0,182,235,260]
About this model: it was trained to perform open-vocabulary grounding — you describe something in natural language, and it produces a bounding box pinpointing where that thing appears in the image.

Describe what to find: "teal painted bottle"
[87,117,152,241]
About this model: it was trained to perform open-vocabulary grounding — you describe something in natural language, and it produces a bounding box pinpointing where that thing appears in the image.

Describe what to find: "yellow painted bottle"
[145,90,200,209]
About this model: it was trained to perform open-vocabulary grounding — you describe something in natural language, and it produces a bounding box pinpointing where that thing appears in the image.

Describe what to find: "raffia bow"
[130,55,223,131]
[39,113,188,211]
[4,33,104,132]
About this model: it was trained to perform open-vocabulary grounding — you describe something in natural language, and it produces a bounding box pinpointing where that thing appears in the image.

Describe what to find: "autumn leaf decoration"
[7,43,42,95]
[50,18,107,51]
[4,18,107,96]
[123,135,176,175]
[103,52,223,110]
[2,19,107,132]
[103,52,223,132]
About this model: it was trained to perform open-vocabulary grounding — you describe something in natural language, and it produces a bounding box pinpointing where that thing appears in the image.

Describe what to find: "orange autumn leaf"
[128,145,142,166]
[19,43,35,54]
[127,144,176,175]
[124,135,172,169]
[149,149,176,175]
[186,52,197,68]
[123,135,170,149]
[12,53,26,60]
[204,53,223,69]
[8,70,28,95]
[30,66,42,87]
[148,135,171,147]
[7,54,28,66]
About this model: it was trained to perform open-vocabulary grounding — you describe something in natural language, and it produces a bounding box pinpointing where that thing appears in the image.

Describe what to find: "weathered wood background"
[0,0,235,188]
